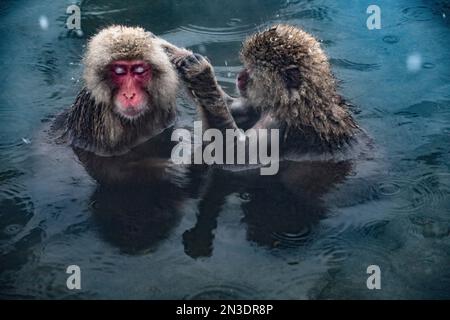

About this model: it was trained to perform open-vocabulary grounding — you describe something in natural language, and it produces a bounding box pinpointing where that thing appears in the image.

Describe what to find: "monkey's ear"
[281,66,301,89]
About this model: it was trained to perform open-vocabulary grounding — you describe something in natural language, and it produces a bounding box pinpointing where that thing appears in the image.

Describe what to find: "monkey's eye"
[113,66,126,76]
[133,66,146,75]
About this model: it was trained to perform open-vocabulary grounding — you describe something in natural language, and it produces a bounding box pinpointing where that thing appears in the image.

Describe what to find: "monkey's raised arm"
[173,53,282,173]
[172,53,240,131]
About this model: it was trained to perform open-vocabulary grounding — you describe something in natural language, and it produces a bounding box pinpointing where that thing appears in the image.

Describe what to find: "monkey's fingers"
[174,53,211,79]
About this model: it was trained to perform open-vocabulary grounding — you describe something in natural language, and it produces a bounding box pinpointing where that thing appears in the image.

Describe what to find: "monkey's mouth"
[236,68,250,96]
[115,102,148,120]
[122,107,145,118]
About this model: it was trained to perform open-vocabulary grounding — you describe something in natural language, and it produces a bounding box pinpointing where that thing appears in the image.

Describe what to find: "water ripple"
[374,173,450,213]
[0,191,34,241]
[278,3,332,21]
[401,6,440,23]
[382,35,400,44]
[315,218,401,269]
[330,58,380,72]
[271,225,313,248]
[392,245,450,295]
[409,215,450,239]
[185,283,260,300]
[178,24,255,42]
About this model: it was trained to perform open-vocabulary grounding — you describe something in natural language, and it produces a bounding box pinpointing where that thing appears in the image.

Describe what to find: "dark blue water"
[1,0,450,299]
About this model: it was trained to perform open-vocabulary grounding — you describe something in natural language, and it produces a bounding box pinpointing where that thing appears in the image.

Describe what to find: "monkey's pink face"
[109,60,152,120]
[236,68,250,95]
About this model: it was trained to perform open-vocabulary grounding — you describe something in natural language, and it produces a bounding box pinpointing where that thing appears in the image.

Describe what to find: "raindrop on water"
[407,53,422,72]
[3,224,23,236]
[198,44,206,54]
[382,35,399,44]
[39,15,49,30]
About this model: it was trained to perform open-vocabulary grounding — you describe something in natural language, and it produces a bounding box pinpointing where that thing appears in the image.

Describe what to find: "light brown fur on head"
[241,24,359,150]
[84,25,178,112]
[60,25,182,156]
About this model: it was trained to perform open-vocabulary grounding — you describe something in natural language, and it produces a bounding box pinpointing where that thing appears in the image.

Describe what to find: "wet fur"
[174,24,362,155]
[57,25,179,156]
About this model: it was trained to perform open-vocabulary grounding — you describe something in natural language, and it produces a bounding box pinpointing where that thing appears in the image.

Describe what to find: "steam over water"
[1,0,450,299]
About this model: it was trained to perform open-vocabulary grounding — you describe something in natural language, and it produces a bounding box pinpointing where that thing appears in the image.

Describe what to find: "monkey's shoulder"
[283,128,374,162]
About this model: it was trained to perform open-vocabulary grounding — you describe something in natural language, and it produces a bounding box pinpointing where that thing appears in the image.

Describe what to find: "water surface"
[0,0,450,299]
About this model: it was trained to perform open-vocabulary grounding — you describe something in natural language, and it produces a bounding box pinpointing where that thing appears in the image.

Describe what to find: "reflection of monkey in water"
[51,26,200,252]
[174,25,371,258]
[182,160,352,258]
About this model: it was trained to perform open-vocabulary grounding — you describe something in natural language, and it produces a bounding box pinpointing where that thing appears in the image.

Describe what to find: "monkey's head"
[83,25,178,121]
[238,24,336,112]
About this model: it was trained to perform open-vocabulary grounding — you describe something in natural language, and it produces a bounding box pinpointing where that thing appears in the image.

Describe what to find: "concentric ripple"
[0,192,34,240]
[408,215,450,239]
[392,246,450,295]
[330,58,380,72]
[382,35,400,44]
[179,24,255,43]
[315,219,400,269]
[374,173,450,213]
[271,225,313,248]
[278,3,332,21]
[185,283,260,300]
[401,6,440,23]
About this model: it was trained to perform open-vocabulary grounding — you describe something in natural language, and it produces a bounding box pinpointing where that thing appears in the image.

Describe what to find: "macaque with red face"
[51,25,197,187]
[49,26,205,251]
[109,60,152,119]
[49,25,368,256]
[55,25,181,157]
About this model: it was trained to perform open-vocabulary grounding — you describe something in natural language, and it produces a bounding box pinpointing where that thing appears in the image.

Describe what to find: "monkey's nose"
[123,93,136,100]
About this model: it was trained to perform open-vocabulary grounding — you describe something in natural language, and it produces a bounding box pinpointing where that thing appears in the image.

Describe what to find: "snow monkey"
[55,25,181,157]
[173,24,368,161]
[171,24,374,258]
[49,25,201,251]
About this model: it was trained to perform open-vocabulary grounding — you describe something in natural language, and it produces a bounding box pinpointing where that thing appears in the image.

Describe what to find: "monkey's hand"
[172,53,216,88]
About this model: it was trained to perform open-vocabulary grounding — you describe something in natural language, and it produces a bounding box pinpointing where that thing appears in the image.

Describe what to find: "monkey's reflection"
[90,184,183,254]
[72,127,352,256]
[73,128,199,254]
[183,160,352,258]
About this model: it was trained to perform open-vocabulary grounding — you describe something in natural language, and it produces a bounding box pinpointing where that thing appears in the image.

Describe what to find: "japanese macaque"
[52,25,198,186]
[50,26,197,252]
[54,25,183,157]
[173,24,367,159]
[171,25,373,258]
[48,25,370,256]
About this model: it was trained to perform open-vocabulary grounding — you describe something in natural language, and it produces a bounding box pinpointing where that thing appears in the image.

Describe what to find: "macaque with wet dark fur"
[49,25,216,252]
[52,25,208,188]
[171,25,373,258]
[173,24,368,160]
[54,25,182,157]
